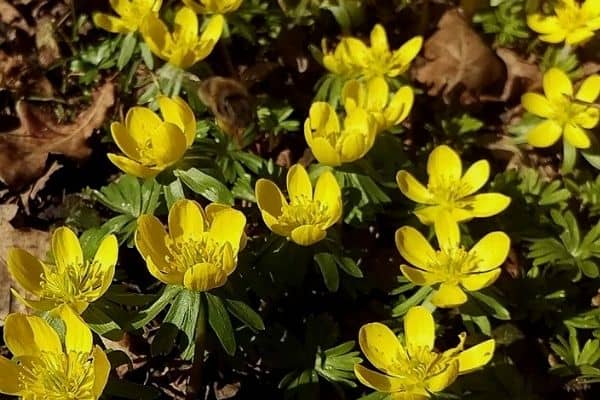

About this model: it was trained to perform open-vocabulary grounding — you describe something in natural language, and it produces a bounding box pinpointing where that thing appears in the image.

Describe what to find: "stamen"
[163,235,228,274]
[278,195,330,227]
[427,247,480,282]
[41,260,106,305]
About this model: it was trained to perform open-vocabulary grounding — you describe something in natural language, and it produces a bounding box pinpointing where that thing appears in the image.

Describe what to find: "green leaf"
[164,178,185,209]
[392,286,433,317]
[314,252,340,292]
[141,178,162,214]
[335,256,363,278]
[175,168,234,205]
[180,292,202,360]
[205,292,236,355]
[117,32,138,71]
[469,290,511,320]
[152,289,198,356]
[225,299,265,331]
[82,303,123,340]
[130,285,181,330]
[93,175,142,216]
[139,41,154,70]
[79,225,114,260]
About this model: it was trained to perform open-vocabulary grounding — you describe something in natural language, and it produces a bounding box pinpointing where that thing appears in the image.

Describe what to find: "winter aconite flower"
[7,227,117,314]
[527,0,600,46]
[108,96,196,178]
[355,306,495,398]
[182,0,242,14]
[322,24,422,79]
[93,0,162,33]
[135,199,246,292]
[396,214,510,308]
[0,307,110,399]
[396,145,511,225]
[342,77,414,132]
[521,68,600,149]
[141,7,224,69]
[255,164,342,246]
[304,102,377,166]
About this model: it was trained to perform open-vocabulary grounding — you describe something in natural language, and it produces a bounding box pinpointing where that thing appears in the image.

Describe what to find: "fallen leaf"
[35,16,61,68]
[414,8,504,104]
[0,50,54,97]
[484,48,542,102]
[0,82,115,189]
[0,203,50,324]
[0,0,34,36]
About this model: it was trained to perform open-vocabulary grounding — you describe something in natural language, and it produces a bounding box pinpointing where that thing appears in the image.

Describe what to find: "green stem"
[187,294,207,400]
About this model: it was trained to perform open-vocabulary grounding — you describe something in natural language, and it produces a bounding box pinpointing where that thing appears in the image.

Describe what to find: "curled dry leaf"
[488,48,542,102]
[0,0,34,36]
[0,203,50,324]
[414,8,504,104]
[0,82,115,189]
[35,16,61,68]
[0,50,54,97]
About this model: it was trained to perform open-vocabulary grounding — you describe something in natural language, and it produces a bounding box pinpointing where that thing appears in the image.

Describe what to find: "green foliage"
[473,0,530,46]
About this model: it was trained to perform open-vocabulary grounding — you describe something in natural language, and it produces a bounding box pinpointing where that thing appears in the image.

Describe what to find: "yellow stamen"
[41,261,105,305]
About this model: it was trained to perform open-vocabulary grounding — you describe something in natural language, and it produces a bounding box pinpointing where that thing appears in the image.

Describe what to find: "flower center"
[390,345,455,389]
[551,96,594,127]
[138,138,160,167]
[428,177,472,207]
[164,235,228,273]
[41,261,106,305]
[556,3,587,30]
[19,351,95,400]
[428,247,480,283]
[279,195,330,227]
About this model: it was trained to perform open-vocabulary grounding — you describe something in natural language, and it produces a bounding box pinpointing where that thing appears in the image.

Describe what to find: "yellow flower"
[396,145,511,225]
[342,76,414,132]
[304,102,377,166]
[140,7,224,69]
[355,306,495,398]
[255,164,342,246]
[521,68,600,149]
[323,24,422,79]
[396,215,510,308]
[93,0,162,33]
[183,0,243,14]
[7,227,117,314]
[135,199,246,292]
[108,96,196,178]
[527,0,600,46]
[0,307,110,399]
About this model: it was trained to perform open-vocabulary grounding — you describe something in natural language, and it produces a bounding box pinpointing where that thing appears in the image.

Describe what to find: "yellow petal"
[404,306,435,352]
[339,133,368,163]
[183,262,227,292]
[583,0,600,16]
[7,248,44,295]
[92,346,111,398]
[192,13,225,62]
[60,306,93,353]
[135,215,171,271]
[220,242,236,275]
[174,6,198,43]
[390,36,423,75]
[576,74,600,103]
[413,205,443,225]
[461,269,501,291]
[573,107,600,129]
[396,171,434,204]
[539,30,568,43]
[146,256,183,285]
[401,265,441,285]
[158,96,197,146]
[354,364,409,392]
[465,193,511,218]
[543,68,573,101]
[521,93,554,118]
[366,77,389,111]
[458,339,495,374]
[52,227,83,272]
[111,121,141,160]
[140,13,171,61]
[107,153,161,178]
[4,314,61,356]
[93,234,118,296]
[358,322,407,376]
[395,226,436,270]
[427,145,462,187]
[425,360,459,392]
[125,107,162,141]
[341,79,363,112]
[431,283,468,308]
[526,119,563,148]
[566,28,594,45]
[527,14,561,33]
[470,231,511,270]
[384,86,414,127]
[308,102,340,134]
[93,13,131,33]
[313,170,342,228]
[564,123,591,149]
[0,356,21,395]
[149,122,188,166]
[460,160,490,197]
[290,225,327,246]
[169,199,205,243]
[434,213,460,252]
[309,136,342,166]
[209,208,246,253]
[10,289,59,312]
[370,24,390,54]
[287,164,313,201]
[255,178,288,224]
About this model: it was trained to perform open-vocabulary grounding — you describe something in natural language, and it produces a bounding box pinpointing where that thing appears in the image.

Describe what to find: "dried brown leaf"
[0,0,34,35]
[35,16,61,68]
[0,82,115,188]
[489,48,542,102]
[0,203,50,324]
[0,50,53,96]
[414,8,504,104]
